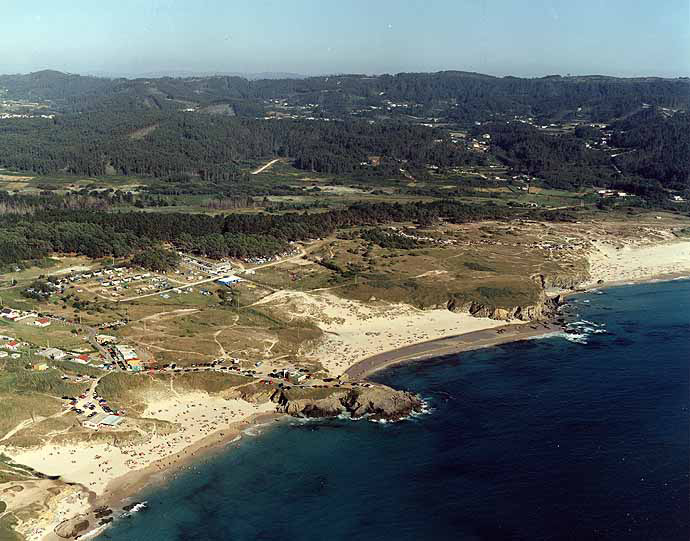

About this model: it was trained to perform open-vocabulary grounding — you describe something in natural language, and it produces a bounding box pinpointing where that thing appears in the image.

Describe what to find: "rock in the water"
[272,384,423,421]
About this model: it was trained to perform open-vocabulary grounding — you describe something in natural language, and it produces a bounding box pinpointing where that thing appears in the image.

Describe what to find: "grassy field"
[252,222,589,311]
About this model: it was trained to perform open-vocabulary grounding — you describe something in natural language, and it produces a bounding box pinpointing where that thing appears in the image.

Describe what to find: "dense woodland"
[0,70,688,205]
[0,199,575,267]
[2,70,688,122]
[609,110,690,190]
[0,112,481,179]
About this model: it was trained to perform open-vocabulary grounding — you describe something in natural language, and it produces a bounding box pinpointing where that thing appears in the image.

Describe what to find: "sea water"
[99,280,689,540]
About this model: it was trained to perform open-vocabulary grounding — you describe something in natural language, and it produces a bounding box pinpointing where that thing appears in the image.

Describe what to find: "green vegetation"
[464,261,495,272]
[0,513,21,541]
[131,247,180,272]
[96,371,252,413]
[0,360,72,439]
[0,199,577,268]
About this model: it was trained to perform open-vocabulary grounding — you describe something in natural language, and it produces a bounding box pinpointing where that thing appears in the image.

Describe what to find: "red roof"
[77,354,90,361]
[37,318,50,324]
[7,341,18,346]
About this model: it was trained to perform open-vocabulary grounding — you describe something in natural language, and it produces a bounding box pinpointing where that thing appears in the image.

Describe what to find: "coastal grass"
[0,513,21,541]
[96,371,253,413]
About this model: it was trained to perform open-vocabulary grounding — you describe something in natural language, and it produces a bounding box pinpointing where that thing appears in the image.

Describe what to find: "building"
[115,344,139,363]
[95,334,117,344]
[1,308,19,320]
[72,353,91,364]
[3,341,20,351]
[34,318,51,327]
[217,275,243,287]
[37,347,67,360]
[83,413,123,429]
[127,358,143,372]
[32,363,49,371]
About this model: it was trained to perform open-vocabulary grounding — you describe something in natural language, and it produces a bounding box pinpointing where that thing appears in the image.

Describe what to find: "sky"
[0,0,688,78]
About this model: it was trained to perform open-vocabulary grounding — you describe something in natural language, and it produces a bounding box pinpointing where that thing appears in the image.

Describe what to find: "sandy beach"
[0,395,277,541]
[586,239,690,286]
[4,238,690,540]
[345,321,562,380]
[259,290,511,376]
[4,395,275,497]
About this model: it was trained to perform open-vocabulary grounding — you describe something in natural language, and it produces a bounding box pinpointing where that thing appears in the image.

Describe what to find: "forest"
[0,70,688,201]
[2,70,688,123]
[0,199,576,267]
[0,112,481,179]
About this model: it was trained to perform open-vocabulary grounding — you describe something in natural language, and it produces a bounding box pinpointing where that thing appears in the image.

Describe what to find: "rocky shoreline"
[272,384,424,421]
[44,382,422,540]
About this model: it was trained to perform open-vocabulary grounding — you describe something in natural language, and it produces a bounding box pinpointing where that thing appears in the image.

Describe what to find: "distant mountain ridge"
[2,68,688,104]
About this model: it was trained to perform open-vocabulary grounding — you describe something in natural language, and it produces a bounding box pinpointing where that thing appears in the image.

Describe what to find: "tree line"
[0,112,481,179]
[0,198,577,266]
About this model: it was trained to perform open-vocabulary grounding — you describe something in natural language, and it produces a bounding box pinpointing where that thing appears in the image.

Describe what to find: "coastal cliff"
[270,384,423,421]
[448,290,562,322]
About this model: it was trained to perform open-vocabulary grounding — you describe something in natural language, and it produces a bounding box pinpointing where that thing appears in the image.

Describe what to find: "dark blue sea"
[99,280,690,541]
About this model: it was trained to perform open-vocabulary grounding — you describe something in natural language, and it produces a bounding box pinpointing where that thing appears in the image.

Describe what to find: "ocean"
[98,280,690,541]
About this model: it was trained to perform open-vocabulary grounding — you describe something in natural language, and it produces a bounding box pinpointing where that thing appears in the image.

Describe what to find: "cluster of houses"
[597,189,631,198]
[0,112,55,119]
[95,335,143,371]
[1,308,52,327]
[179,253,234,275]
[0,336,22,359]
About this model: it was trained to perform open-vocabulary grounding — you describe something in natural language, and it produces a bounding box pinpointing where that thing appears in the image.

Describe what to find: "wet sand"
[346,321,563,380]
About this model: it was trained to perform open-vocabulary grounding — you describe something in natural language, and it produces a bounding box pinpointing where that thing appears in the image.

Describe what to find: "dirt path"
[250,158,281,175]
[1,377,103,442]
[1,419,37,442]
[213,329,227,357]
[136,308,200,323]
[110,248,305,304]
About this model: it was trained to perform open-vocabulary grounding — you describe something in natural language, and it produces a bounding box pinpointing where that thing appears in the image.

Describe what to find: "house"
[3,341,20,351]
[37,347,67,360]
[34,318,51,327]
[32,362,49,371]
[72,353,91,364]
[95,334,117,345]
[127,358,143,371]
[83,413,108,429]
[1,308,19,320]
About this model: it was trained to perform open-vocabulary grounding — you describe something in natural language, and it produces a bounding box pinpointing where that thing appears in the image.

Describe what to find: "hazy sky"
[1,0,688,77]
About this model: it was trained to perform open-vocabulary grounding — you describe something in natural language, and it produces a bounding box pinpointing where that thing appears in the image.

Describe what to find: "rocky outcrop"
[271,384,423,421]
[536,272,590,290]
[448,291,562,322]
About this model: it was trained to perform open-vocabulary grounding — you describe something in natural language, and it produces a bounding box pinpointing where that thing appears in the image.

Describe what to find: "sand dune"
[587,239,690,285]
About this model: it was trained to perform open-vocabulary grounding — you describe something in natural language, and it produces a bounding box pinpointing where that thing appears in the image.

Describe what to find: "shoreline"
[345,321,563,380]
[346,270,690,381]
[46,411,286,541]
[9,242,690,541]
